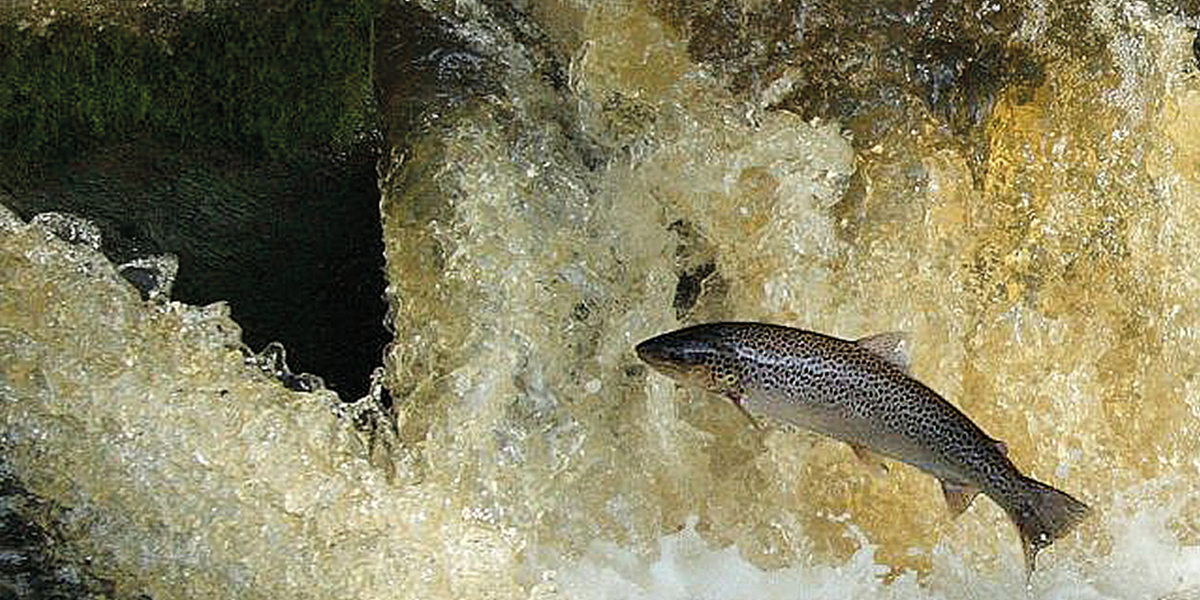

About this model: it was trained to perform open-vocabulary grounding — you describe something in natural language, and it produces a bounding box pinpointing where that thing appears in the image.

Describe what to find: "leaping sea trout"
[635,322,1090,571]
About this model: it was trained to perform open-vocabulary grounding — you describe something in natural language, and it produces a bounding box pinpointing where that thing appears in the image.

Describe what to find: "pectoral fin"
[855,332,912,374]
[940,479,981,516]
[850,444,890,476]
[725,393,763,430]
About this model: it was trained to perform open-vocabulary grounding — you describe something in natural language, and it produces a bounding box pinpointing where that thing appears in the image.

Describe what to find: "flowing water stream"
[3,0,1200,598]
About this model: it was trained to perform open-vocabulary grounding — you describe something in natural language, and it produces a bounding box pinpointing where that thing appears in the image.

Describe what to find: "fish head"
[635,326,744,398]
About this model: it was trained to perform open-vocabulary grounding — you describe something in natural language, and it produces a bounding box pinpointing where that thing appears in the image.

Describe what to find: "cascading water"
[2,1,1199,598]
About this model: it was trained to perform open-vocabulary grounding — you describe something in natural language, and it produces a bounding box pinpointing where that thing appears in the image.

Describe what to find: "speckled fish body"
[635,322,1089,570]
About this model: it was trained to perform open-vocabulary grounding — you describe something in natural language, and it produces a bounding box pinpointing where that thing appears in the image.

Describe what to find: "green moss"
[0,0,380,186]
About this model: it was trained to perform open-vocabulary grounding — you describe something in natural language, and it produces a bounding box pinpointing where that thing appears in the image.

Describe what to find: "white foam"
[547,485,1200,600]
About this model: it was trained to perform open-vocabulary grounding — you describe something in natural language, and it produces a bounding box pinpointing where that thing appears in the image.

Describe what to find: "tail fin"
[1004,476,1090,571]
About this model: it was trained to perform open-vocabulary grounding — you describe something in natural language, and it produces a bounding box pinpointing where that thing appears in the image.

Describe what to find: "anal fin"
[850,444,890,476]
[940,479,981,516]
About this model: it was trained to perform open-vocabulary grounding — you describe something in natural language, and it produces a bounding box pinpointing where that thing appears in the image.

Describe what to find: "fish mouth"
[635,333,716,379]
[635,334,698,368]
[636,340,708,386]
[634,338,669,366]
[637,336,699,381]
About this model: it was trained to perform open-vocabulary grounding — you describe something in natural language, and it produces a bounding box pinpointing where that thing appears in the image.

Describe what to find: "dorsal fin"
[855,332,912,373]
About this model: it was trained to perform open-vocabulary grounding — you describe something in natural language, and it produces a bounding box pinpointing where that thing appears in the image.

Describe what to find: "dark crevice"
[9,139,388,401]
[1,4,389,401]
[673,262,716,319]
